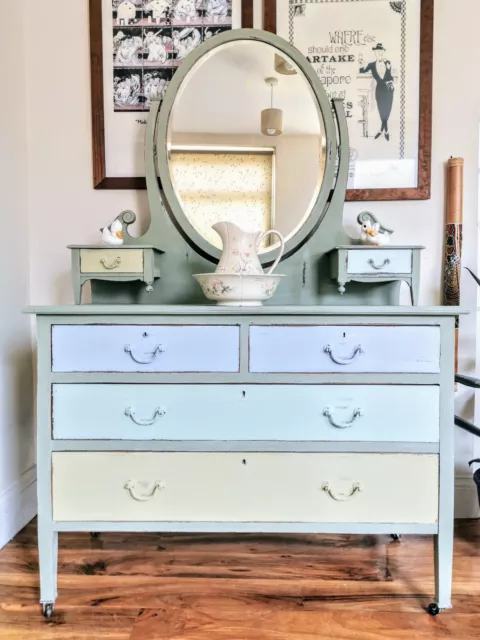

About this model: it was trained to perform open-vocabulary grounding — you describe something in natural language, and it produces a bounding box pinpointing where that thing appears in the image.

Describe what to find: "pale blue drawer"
[51,325,240,373]
[52,384,439,442]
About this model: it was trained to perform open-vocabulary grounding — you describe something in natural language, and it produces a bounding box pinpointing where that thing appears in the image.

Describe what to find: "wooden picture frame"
[264,0,433,201]
[89,0,253,190]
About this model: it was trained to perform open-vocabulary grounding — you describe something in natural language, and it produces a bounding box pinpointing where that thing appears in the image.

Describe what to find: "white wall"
[22,1,480,515]
[0,0,36,548]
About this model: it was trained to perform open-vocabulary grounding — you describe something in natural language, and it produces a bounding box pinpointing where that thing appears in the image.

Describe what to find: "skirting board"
[455,475,480,519]
[0,465,37,550]
[0,468,476,549]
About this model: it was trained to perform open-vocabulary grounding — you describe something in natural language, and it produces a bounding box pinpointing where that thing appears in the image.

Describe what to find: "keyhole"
[343,332,346,338]
[242,391,246,398]
[242,459,247,465]
[143,332,149,338]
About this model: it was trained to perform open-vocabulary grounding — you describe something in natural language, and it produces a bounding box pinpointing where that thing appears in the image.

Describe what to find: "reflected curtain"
[169,150,274,248]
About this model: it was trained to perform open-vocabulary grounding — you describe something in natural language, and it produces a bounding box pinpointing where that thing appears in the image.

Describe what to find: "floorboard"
[0,520,479,639]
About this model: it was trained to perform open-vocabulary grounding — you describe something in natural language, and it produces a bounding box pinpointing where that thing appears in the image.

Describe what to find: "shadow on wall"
[3,345,35,486]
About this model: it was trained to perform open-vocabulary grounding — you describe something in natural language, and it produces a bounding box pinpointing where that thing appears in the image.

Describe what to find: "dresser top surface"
[67,245,155,250]
[333,245,426,250]
[24,305,467,317]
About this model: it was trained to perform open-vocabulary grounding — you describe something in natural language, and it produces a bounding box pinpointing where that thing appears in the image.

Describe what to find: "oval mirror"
[157,30,336,263]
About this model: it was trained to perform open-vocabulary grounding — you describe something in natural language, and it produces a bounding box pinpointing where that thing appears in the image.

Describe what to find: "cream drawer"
[52,384,439,442]
[347,249,412,275]
[51,325,240,373]
[80,249,144,273]
[249,325,440,373]
[52,452,438,523]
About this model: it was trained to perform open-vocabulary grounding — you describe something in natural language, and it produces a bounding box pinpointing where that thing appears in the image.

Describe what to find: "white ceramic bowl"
[193,273,285,306]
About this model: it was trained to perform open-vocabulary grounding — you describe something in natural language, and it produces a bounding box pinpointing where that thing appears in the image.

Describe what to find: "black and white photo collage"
[112,0,233,111]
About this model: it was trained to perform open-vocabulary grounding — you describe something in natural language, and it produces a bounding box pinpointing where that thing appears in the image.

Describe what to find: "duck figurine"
[101,217,124,246]
[357,211,394,246]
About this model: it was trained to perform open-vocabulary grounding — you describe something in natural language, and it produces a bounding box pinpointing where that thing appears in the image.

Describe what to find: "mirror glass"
[167,40,327,251]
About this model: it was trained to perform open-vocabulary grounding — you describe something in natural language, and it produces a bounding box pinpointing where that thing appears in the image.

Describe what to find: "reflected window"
[169,146,275,249]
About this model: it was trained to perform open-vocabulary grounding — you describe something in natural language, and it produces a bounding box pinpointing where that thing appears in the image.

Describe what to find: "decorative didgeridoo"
[443,157,464,384]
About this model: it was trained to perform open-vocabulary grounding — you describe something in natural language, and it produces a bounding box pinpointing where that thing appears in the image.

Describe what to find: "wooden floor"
[1,520,480,639]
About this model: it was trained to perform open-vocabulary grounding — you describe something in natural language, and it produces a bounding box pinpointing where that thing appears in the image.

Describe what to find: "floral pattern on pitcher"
[231,250,258,274]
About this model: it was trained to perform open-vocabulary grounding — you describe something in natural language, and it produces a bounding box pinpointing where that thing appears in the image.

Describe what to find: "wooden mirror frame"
[154,28,339,266]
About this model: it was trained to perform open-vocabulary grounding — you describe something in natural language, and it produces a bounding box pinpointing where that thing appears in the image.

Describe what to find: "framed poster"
[265,0,433,201]
[90,0,253,189]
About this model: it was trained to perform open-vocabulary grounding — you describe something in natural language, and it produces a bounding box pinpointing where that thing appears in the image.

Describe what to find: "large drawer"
[249,325,440,373]
[52,384,440,442]
[52,452,439,523]
[51,325,240,373]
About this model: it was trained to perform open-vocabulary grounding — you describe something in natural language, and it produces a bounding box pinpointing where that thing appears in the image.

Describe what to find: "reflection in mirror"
[167,40,326,252]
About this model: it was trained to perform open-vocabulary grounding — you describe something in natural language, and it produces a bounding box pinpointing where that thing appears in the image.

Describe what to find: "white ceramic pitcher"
[213,221,285,275]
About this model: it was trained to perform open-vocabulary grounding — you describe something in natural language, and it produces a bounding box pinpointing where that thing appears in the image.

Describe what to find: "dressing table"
[27,28,462,618]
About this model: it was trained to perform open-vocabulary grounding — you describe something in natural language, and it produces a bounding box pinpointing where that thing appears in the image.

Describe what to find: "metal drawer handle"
[323,344,363,365]
[124,344,164,364]
[100,256,122,270]
[323,407,363,429]
[368,258,390,270]
[125,406,166,426]
[124,480,164,502]
[321,482,361,501]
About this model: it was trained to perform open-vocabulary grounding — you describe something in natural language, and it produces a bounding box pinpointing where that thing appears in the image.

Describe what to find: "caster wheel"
[90,532,100,538]
[390,534,401,541]
[146,284,153,293]
[42,603,54,618]
[427,603,440,616]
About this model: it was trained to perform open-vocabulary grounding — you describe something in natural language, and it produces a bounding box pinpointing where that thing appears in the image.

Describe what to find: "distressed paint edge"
[54,521,439,534]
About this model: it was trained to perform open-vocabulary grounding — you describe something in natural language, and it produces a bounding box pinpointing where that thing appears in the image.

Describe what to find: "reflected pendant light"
[261,77,283,137]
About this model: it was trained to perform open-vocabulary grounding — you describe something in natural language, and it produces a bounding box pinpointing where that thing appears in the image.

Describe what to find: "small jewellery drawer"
[52,384,439,442]
[51,325,240,373]
[80,249,144,274]
[347,249,412,275]
[249,325,440,373]
[52,452,439,523]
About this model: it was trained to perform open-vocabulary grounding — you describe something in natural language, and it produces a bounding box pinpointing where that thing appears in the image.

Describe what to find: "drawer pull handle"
[367,258,390,270]
[124,344,164,364]
[125,406,166,426]
[124,480,164,502]
[100,256,122,270]
[323,407,363,429]
[322,482,361,501]
[323,344,363,365]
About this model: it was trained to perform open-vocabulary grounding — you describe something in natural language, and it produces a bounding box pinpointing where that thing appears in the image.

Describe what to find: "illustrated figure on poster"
[144,32,169,62]
[204,0,229,22]
[116,0,137,25]
[144,73,168,107]
[204,27,223,39]
[173,28,201,60]
[114,74,141,107]
[115,35,142,65]
[359,43,394,141]
[173,0,198,22]
[144,0,170,24]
